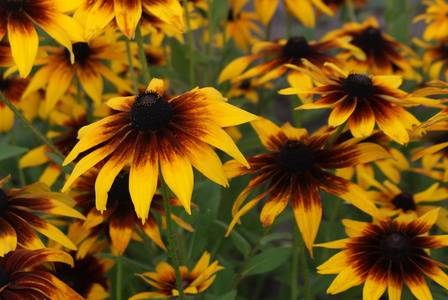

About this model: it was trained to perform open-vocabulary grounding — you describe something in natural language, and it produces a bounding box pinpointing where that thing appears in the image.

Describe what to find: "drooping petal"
[0,217,17,256]
[7,13,38,77]
[77,60,104,104]
[157,129,193,214]
[109,204,135,255]
[348,100,376,137]
[316,250,350,274]
[84,0,115,40]
[141,0,184,32]
[260,175,291,226]
[363,258,389,300]
[138,213,166,250]
[114,0,142,39]
[326,265,366,295]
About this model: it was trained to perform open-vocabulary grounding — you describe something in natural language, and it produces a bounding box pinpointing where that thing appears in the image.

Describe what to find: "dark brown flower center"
[0,0,27,11]
[130,91,173,131]
[0,188,8,212]
[108,172,132,203]
[64,42,91,63]
[227,9,235,21]
[342,73,373,98]
[283,36,311,59]
[0,267,9,288]
[380,231,411,262]
[0,76,10,91]
[359,26,383,50]
[277,140,314,173]
[239,80,251,90]
[391,191,416,212]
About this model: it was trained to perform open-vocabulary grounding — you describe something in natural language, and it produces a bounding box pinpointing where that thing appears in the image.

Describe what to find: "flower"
[0,248,84,299]
[21,32,133,114]
[413,0,448,41]
[0,176,85,256]
[19,100,89,187]
[315,208,448,299]
[224,117,389,254]
[44,241,114,300]
[322,16,421,80]
[219,35,364,103]
[74,0,184,39]
[130,251,223,299]
[69,165,193,255]
[279,59,440,144]
[321,0,370,14]
[254,0,333,27]
[367,178,448,232]
[0,0,84,77]
[414,37,448,80]
[61,78,258,221]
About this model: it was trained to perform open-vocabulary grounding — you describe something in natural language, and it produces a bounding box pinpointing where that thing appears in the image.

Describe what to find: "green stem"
[292,96,302,128]
[291,226,299,300]
[11,130,26,187]
[160,173,185,300]
[125,38,139,94]
[266,19,272,41]
[0,91,71,169]
[298,230,311,300]
[346,0,357,23]
[183,0,195,88]
[229,227,271,290]
[116,253,123,300]
[285,13,292,38]
[135,23,150,84]
[324,122,346,149]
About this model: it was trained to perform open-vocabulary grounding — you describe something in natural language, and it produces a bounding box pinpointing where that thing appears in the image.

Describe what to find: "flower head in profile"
[322,16,421,80]
[280,60,440,144]
[219,35,364,102]
[316,208,448,299]
[224,117,389,254]
[0,176,85,256]
[74,0,184,39]
[414,37,448,80]
[413,0,448,41]
[0,248,84,299]
[0,0,84,77]
[321,0,369,15]
[69,165,192,255]
[130,252,223,299]
[62,78,258,222]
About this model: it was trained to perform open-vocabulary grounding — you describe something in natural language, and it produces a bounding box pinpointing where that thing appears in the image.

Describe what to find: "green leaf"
[0,143,28,160]
[210,0,228,30]
[242,246,292,277]
[214,220,251,256]
[216,290,237,300]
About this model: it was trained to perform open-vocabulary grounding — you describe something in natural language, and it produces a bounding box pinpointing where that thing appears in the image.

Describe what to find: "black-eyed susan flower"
[279,60,440,144]
[224,117,389,254]
[44,240,113,300]
[254,0,333,27]
[74,0,184,40]
[219,35,364,102]
[61,78,258,222]
[322,16,421,80]
[0,176,85,256]
[414,0,448,41]
[335,130,409,189]
[21,32,133,114]
[315,208,448,299]
[222,5,263,53]
[321,0,369,14]
[366,178,448,232]
[69,165,193,255]
[20,100,89,187]
[0,0,84,77]
[130,251,223,299]
[414,37,448,80]
[0,248,84,299]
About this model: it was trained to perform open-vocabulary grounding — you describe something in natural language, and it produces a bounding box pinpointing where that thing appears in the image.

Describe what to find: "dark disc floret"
[380,231,411,262]
[359,26,383,50]
[130,91,173,132]
[342,73,374,98]
[0,76,10,91]
[64,42,91,63]
[283,36,311,59]
[391,191,416,212]
[277,140,315,173]
[0,188,8,212]
[0,267,9,288]
[0,0,27,11]
[108,172,132,203]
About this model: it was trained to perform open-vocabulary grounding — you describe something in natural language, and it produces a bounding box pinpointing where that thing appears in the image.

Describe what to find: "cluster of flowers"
[1,0,448,299]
